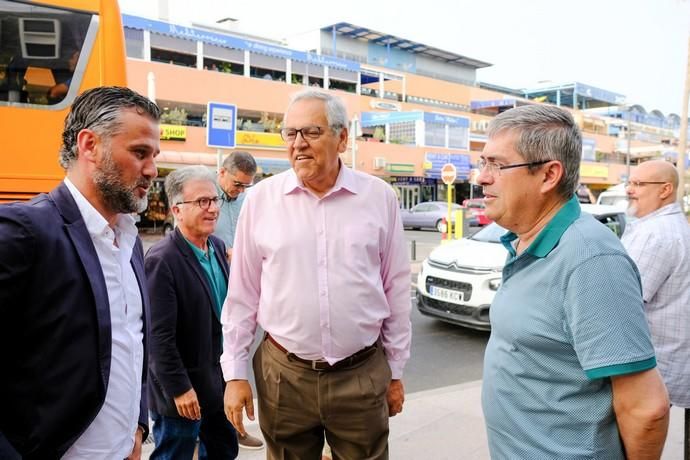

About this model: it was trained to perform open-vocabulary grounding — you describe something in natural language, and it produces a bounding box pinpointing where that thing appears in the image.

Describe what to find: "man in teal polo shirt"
[145,166,240,458]
[478,105,670,458]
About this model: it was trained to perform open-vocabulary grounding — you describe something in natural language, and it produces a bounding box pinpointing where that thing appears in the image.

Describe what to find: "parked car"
[415,204,627,331]
[401,201,463,232]
[462,198,491,226]
[596,183,628,210]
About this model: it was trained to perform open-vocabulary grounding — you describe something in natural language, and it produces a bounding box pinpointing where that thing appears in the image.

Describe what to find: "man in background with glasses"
[215,151,257,264]
[622,160,690,419]
[221,89,411,459]
[479,105,669,458]
[145,166,240,459]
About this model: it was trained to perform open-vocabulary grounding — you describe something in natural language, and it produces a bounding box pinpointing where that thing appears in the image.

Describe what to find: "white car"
[416,205,627,331]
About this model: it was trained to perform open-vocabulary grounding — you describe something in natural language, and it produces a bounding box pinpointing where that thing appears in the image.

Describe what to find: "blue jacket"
[0,182,150,459]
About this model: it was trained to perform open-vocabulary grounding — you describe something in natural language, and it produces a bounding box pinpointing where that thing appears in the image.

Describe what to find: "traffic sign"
[441,163,457,185]
[206,102,237,149]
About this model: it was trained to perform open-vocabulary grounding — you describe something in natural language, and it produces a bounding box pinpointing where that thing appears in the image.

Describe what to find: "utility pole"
[626,108,632,180]
[678,35,690,207]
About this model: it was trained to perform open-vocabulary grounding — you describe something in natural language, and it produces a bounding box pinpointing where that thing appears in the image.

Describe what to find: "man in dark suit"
[145,166,239,459]
[0,86,161,459]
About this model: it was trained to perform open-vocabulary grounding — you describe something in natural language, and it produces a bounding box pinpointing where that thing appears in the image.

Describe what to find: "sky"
[119,0,690,116]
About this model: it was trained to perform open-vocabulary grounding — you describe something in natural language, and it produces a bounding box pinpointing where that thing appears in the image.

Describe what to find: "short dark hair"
[222,151,257,176]
[59,86,161,170]
[487,104,582,200]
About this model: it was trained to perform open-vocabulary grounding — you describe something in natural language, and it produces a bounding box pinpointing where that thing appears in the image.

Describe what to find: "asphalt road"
[140,228,489,394]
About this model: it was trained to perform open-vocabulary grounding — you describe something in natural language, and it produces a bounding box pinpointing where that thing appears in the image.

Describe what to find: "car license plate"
[430,286,463,302]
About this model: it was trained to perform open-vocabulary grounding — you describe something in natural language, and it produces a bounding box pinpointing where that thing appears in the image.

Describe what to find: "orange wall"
[127,59,636,186]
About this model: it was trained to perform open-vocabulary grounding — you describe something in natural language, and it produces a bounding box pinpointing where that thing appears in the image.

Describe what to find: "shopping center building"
[121,13,685,224]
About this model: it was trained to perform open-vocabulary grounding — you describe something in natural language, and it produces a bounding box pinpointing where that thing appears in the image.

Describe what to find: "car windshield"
[469,222,507,243]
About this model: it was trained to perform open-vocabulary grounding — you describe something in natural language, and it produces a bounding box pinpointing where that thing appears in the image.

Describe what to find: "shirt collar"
[637,202,683,222]
[283,159,358,196]
[63,178,137,242]
[500,195,581,259]
[183,235,215,261]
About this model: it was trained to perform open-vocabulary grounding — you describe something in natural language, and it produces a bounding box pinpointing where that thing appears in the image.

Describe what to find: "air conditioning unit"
[373,157,387,169]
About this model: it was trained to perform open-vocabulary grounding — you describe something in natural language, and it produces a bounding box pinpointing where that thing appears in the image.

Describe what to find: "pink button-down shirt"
[220,165,411,380]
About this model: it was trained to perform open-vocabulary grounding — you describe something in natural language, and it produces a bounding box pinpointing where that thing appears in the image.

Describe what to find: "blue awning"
[122,14,360,72]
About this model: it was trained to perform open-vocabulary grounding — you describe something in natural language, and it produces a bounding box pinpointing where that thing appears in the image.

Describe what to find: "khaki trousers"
[253,338,392,460]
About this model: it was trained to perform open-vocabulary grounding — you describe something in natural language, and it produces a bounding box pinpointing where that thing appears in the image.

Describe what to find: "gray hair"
[222,151,257,175]
[285,89,348,133]
[164,166,216,209]
[487,104,582,200]
[59,86,161,170]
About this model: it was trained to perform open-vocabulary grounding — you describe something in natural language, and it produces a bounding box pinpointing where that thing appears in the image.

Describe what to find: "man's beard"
[93,149,150,214]
[625,201,638,218]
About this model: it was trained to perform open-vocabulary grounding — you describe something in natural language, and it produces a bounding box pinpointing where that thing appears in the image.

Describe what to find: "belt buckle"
[312,360,329,371]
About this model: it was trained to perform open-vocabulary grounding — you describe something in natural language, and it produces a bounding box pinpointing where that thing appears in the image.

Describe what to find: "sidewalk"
[143,380,686,459]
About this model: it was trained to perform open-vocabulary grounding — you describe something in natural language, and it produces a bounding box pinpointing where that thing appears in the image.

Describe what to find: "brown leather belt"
[265,333,378,372]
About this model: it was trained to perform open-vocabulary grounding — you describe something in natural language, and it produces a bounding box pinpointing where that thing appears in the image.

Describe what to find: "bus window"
[0,0,126,202]
[0,0,93,106]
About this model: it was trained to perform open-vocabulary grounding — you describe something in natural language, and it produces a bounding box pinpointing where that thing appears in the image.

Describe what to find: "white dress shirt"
[220,166,412,381]
[62,179,144,458]
[622,202,690,407]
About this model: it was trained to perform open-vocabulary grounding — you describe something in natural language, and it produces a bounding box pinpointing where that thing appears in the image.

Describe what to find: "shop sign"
[580,164,609,178]
[386,163,415,173]
[236,131,284,148]
[160,124,187,141]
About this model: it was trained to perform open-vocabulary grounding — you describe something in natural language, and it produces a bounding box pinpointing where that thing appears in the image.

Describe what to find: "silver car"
[401,201,463,232]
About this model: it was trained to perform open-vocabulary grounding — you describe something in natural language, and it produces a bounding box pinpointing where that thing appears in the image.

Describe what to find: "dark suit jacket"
[145,228,229,417]
[0,182,150,459]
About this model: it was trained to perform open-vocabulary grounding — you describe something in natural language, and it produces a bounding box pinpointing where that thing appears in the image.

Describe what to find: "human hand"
[387,379,405,417]
[174,388,201,420]
[224,380,254,436]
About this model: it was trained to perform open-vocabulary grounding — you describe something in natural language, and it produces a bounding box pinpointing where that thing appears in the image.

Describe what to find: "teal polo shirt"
[184,238,228,319]
[481,196,656,459]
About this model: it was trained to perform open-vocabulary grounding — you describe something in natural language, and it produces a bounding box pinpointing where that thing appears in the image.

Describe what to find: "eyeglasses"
[280,125,334,142]
[478,159,550,176]
[175,196,220,210]
[230,180,253,189]
[626,180,668,188]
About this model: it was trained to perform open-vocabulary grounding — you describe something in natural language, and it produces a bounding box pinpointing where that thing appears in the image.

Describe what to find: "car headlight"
[488,278,502,291]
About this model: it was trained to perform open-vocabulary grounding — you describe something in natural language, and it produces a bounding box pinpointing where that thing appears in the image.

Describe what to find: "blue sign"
[470,99,517,110]
[206,102,237,149]
[425,153,471,180]
[123,15,360,73]
[574,83,625,106]
[423,112,470,128]
[360,111,423,127]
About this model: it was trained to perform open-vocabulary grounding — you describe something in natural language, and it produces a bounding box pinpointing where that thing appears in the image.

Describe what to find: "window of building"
[124,27,144,59]
[308,76,323,87]
[425,122,445,147]
[292,61,323,88]
[151,47,196,67]
[0,0,94,106]
[390,121,416,145]
[203,57,243,75]
[329,79,356,93]
[237,109,283,133]
[203,44,244,75]
[249,66,285,81]
[157,100,206,127]
[448,125,469,150]
[150,33,196,67]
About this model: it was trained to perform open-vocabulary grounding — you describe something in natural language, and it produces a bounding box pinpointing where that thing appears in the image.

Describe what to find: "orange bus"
[0,0,126,202]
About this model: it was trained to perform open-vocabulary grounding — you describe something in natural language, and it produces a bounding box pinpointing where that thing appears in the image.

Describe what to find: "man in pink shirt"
[221,89,411,459]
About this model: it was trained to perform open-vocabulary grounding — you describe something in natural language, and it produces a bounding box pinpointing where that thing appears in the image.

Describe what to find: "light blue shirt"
[213,189,246,249]
[482,196,656,459]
